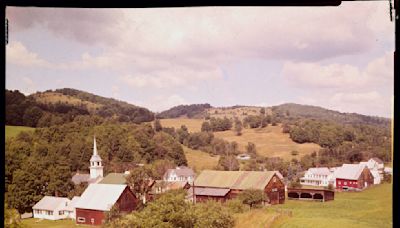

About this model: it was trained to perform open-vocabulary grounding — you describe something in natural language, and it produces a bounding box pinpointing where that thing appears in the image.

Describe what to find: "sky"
[5,2,394,117]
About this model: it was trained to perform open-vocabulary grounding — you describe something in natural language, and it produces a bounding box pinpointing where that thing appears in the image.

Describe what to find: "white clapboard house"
[300,167,335,187]
[32,196,77,220]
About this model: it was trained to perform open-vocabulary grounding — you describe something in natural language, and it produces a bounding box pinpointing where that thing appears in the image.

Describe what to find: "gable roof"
[370,157,384,164]
[194,170,277,190]
[32,196,69,211]
[334,164,367,180]
[99,173,127,185]
[164,167,195,179]
[72,173,91,185]
[65,196,81,211]
[307,167,332,176]
[191,187,231,196]
[75,184,128,211]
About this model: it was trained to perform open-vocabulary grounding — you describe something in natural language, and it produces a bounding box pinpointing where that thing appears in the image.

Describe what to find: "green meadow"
[5,125,35,139]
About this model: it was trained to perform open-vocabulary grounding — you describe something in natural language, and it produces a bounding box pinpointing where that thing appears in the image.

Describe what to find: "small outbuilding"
[287,187,334,202]
[32,196,73,220]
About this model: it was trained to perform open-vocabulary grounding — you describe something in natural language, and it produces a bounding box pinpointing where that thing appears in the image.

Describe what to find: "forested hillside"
[272,103,390,128]
[5,89,154,128]
[157,103,212,119]
[5,116,186,214]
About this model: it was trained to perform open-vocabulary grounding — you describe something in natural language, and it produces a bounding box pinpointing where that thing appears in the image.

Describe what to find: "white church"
[71,137,104,185]
[33,137,104,220]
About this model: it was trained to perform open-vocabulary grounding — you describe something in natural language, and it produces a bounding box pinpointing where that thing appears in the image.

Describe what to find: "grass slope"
[183,146,220,173]
[160,119,321,161]
[271,183,392,228]
[5,125,35,139]
[160,118,204,133]
[21,218,83,228]
[214,125,321,160]
[234,209,280,228]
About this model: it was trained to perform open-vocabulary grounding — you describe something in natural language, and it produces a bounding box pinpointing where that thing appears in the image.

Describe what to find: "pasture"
[160,118,204,133]
[183,146,220,173]
[270,183,392,228]
[5,125,35,139]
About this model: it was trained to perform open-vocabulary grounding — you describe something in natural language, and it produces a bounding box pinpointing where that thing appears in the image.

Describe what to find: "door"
[269,192,279,205]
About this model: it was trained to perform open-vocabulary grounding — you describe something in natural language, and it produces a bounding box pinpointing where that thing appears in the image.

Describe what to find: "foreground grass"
[214,125,321,161]
[184,146,220,173]
[234,209,280,228]
[5,125,35,139]
[21,218,80,228]
[270,183,392,228]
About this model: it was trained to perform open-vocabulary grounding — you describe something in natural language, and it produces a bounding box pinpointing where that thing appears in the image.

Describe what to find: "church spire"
[93,136,98,156]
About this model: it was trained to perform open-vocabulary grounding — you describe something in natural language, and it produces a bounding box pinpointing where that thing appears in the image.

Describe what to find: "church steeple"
[90,136,103,179]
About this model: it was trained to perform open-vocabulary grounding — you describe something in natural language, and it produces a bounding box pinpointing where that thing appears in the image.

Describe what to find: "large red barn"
[335,164,374,191]
[75,184,137,226]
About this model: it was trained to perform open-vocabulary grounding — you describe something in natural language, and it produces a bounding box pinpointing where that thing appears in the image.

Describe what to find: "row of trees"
[201,117,233,132]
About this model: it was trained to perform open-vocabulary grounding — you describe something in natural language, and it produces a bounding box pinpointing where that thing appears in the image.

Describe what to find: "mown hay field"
[5,125,35,139]
[183,146,220,173]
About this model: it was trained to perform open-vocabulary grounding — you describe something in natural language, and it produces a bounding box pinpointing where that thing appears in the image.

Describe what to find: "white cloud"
[21,76,37,95]
[6,41,51,68]
[282,52,393,91]
[130,94,187,112]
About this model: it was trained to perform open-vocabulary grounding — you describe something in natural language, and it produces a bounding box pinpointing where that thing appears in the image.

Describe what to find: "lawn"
[184,146,220,173]
[5,125,35,139]
[214,125,321,161]
[270,183,392,228]
[21,218,82,228]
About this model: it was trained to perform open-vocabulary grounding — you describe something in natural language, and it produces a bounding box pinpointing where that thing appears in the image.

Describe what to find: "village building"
[359,157,385,180]
[32,196,75,220]
[287,187,334,202]
[236,153,251,160]
[71,137,104,185]
[334,164,374,191]
[148,180,190,200]
[75,184,137,226]
[192,170,285,205]
[163,166,195,184]
[300,167,335,187]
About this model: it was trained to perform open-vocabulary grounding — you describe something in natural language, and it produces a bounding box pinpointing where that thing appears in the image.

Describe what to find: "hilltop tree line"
[157,103,212,119]
[6,117,187,214]
[5,89,154,128]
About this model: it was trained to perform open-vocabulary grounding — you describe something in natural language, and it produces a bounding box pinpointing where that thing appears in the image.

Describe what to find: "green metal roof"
[194,170,276,190]
[99,173,127,185]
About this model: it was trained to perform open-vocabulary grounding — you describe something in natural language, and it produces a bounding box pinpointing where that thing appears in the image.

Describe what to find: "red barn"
[191,170,285,205]
[335,164,374,191]
[75,184,137,226]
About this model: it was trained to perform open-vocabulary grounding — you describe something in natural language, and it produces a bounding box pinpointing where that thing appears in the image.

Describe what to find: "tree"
[126,166,155,204]
[201,121,212,132]
[4,204,22,228]
[104,204,121,223]
[291,150,299,156]
[217,155,240,171]
[238,189,265,209]
[23,106,43,127]
[154,119,162,132]
[246,142,257,157]
[234,118,243,136]
[289,178,302,188]
[260,108,266,115]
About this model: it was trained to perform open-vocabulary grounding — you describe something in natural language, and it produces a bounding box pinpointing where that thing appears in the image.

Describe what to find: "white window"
[78,217,86,223]
[344,181,347,185]
[91,218,95,224]
[59,211,64,215]
[338,181,341,184]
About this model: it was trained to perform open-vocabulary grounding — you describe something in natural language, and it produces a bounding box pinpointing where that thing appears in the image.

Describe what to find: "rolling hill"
[5,88,154,127]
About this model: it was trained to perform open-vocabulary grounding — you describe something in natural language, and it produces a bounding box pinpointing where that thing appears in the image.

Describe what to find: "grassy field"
[5,125,35,139]
[214,125,321,160]
[269,183,392,228]
[160,118,204,132]
[21,218,81,228]
[160,119,321,161]
[32,92,102,112]
[183,146,220,173]
[234,209,280,228]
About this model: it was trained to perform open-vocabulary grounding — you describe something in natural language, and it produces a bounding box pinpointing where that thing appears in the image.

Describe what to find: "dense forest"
[5,116,186,214]
[5,89,154,127]
[157,103,212,119]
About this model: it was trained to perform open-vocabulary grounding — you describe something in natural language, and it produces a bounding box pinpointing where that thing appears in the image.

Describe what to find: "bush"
[291,150,299,156]
[225,199,248,213]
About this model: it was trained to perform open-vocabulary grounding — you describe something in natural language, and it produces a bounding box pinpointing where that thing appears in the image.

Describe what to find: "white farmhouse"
[163,166,195,184]
[300,167,335,187]
[33,196,74,220]
[359,157,385,184]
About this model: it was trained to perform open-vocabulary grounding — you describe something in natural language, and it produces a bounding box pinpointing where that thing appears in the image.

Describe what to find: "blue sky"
[6,2,394,117]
